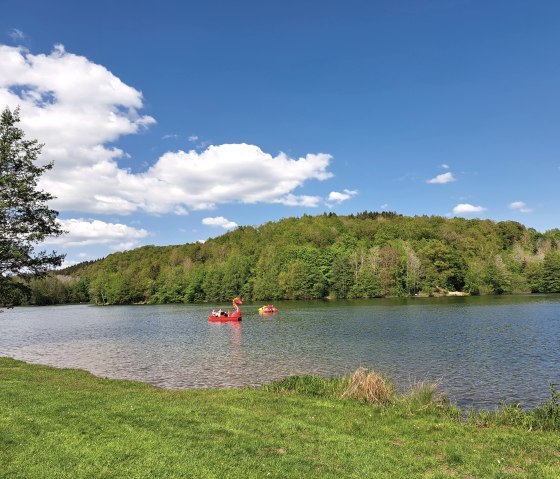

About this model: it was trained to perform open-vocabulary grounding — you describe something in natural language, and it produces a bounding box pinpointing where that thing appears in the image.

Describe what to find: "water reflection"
[1,295,559,409]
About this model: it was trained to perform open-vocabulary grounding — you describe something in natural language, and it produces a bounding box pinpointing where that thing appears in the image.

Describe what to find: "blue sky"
[1,0,559,265]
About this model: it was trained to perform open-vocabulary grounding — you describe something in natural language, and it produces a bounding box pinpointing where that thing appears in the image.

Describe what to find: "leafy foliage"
[0,107,64,306]
[15,212,560,305]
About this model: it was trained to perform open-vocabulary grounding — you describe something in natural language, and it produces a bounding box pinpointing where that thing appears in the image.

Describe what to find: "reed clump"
[340,367,395,405]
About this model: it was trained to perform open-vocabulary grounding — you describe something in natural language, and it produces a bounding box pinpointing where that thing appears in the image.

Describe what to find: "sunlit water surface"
[1,295,559,409]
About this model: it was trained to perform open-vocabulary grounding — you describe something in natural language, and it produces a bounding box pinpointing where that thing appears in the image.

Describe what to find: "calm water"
[1,295,559,409]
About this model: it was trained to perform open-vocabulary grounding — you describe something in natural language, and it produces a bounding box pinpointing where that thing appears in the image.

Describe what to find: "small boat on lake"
[208,297,243,322]
[258,305,279,314]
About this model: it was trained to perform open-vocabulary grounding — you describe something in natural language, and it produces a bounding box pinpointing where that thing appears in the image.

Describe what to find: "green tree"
[541,251,560,293]
[403,242,422,295]
[29,275,66,305]
[221,255,253,300]
[1,107,64,306]
[253,246,284,300]
[482,255,512,295]
[202,266,223,302]
[464,260,484,295]
[417,240,465,292]
[330,253,354,299]
[152,267,187,303]
[183,268,206,303]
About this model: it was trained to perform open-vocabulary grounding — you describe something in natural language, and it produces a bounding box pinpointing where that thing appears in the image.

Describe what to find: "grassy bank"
[1,358,559,478]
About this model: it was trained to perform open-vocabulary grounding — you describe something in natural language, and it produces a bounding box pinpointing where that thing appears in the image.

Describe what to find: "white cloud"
[57,259,79,270]
[380,203,388,209]
[0,44,334,216]
[509,201,532,213]
[441,163,450,169]
[110,241,141,251]
[275,193,322,207]
[188,135,199,142]
[452,203,486,214]
[327,189,358,204]
[202,216,238,229]
[45,219,148,248]
[0,44,154,169]
[9,28,25,41]
[139,145,332,213]
[162,133,179,140]
[39,144,333,214]
[427,172,455,184]
[173,206,189,216]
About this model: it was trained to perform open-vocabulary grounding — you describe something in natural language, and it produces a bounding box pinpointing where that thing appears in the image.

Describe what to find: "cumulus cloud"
[0,44,334,216]
[140,145,332,213]
[188,135,199,142]
[38,144,333,214]
[441,163,450,169]
[509,201,532,213]
[0,45,155,159]
[452,203,486,214]
[44,219,148,248]
[427,172,455,184]
[202,216,238,229]
[327,189,358,204]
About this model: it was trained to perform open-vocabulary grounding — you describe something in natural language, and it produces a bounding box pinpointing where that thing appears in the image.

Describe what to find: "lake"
[1,295,559,409]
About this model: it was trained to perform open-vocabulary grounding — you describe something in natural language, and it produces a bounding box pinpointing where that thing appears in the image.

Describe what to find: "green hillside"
[18,212,560,305]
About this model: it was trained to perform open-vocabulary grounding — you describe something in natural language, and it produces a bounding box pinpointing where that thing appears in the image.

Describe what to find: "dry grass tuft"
[341,368,395,405]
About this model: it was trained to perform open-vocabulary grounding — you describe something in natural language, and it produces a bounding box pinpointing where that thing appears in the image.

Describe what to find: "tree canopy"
[15,211,560,306]
[0,107,64,307]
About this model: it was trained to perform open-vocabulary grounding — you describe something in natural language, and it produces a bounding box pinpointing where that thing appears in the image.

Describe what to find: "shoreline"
[1,357,559,478]
[1,355,557,414]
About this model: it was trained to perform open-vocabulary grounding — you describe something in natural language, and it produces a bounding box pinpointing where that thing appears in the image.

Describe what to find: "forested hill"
[25,212,560,305]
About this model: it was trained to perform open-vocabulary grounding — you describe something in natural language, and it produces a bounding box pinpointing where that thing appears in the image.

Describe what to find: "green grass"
[1,358,559,478]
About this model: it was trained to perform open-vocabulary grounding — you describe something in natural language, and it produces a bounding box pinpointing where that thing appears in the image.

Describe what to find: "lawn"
[1,357,559,478]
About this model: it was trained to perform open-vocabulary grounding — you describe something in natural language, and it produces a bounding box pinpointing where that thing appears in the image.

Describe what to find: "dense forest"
[10,212,560,306]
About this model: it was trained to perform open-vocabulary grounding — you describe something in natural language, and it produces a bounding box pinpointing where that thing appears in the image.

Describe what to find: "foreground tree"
[0,107,64,307]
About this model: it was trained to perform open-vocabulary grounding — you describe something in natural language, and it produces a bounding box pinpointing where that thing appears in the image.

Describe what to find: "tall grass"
[261,374,347,398]
[265,370,560,431]
[469,383,560,431]
[340,367,395,405]
[262,368,397,405]
[265,369,445,409]
[264,368,441,409]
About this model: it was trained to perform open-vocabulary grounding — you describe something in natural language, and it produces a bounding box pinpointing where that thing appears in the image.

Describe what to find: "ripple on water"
[1,297,559,409]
